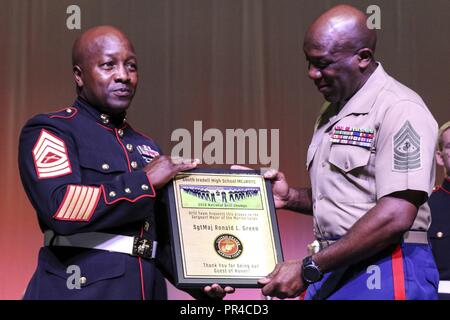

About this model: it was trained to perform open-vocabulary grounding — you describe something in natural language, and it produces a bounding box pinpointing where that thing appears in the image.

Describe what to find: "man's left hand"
[258,260,306,299]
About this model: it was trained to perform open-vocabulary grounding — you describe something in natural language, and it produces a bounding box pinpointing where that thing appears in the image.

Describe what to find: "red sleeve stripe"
[54,185,101,221]
[49,107,78,119]
[32,129,72,179]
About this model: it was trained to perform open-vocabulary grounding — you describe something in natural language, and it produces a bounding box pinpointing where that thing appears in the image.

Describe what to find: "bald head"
[305,5,377,54]
[72,25,135,68]
[303,5,378,104]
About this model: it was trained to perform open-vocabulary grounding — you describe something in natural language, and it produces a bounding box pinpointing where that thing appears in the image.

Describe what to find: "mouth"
[112,87,133,97]
[316,83,330,93]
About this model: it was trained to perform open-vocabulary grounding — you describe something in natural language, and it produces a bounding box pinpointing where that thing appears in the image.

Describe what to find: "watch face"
[303,265,322,283]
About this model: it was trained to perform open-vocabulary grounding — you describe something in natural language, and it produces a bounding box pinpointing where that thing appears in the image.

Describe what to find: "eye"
[317,62,330,69]
[307,60,329,70]
[314,60,331,69]
[127,62,138,71]
[100,61,115,69]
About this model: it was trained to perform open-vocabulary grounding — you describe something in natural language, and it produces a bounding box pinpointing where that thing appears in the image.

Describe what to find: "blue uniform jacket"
[428,178,450,281]
[19,97,174,299]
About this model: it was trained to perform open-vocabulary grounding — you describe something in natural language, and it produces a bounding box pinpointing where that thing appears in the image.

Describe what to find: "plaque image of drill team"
[179,186,263,210]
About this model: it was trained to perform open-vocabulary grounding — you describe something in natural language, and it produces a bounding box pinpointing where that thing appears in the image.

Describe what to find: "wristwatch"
[302,255,323,284]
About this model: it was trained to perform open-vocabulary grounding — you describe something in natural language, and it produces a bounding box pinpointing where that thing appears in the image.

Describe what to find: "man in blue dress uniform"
[428,121,450,299]
[19,26,233,299]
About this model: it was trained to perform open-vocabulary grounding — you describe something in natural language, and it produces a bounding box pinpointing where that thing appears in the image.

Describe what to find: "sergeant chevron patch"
[393,121,421,172]
[54,185,101,221]
[32,129,72,179]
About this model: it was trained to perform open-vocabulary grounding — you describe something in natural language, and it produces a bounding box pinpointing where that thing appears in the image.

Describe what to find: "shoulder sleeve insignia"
[392,120,421,172]
[32,129,72,179]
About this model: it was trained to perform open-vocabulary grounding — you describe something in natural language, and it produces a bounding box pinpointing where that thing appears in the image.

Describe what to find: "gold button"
[66,108,72,114]
[102,163,110,171]
[118,129,124,137]
[109,191,116,197]
[79,276,87,286]
[100,114,109,124]
[126,144,133,152]
[141,184,149,191]
[131,161,138,169]
[125,188,131,194]
[437,232,444,238]
[144,221,150,232]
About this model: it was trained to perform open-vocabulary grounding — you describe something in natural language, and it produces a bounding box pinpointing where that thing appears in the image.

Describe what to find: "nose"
[114,64,130,82]
[308,64,322,81]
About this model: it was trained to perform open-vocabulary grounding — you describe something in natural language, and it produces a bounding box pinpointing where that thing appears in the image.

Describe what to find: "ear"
[436,150,444,167]
[356,48,374,70]
[73,65,83,88]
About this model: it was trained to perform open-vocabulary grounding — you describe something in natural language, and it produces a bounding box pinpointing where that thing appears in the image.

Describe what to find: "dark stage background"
[0,0,449,299]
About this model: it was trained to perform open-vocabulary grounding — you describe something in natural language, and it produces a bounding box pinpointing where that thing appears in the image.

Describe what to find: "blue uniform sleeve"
[19,117,157,235]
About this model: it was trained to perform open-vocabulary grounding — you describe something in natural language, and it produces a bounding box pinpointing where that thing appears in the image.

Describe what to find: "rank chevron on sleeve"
[393,120,421,171]
[32,129,72,179]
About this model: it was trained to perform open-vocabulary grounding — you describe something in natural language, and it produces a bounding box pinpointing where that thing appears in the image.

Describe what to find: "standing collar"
[443,177,450,192]
[73,96,128,128]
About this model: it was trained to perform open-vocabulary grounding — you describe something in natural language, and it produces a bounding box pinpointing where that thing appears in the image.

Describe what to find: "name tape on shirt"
[32,129,72,179]
[330,125,375,149]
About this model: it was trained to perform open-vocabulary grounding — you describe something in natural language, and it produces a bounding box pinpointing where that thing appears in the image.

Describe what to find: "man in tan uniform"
[257,5,439,299]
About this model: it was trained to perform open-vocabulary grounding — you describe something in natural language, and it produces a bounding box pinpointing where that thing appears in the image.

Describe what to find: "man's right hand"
[230,166,291,209]
[263,169,292,209]
[144,156,199,189]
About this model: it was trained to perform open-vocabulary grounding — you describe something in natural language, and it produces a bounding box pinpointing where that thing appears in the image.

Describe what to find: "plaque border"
[166,168,284,288]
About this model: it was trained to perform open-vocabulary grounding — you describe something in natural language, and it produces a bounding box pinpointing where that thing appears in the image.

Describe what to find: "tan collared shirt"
[307,63,438,239]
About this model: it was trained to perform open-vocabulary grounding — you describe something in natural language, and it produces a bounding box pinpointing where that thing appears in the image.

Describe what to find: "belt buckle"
[132,236,156,259]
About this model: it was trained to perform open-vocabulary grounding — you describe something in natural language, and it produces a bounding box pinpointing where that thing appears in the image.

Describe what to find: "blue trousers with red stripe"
[304,243,439,300]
